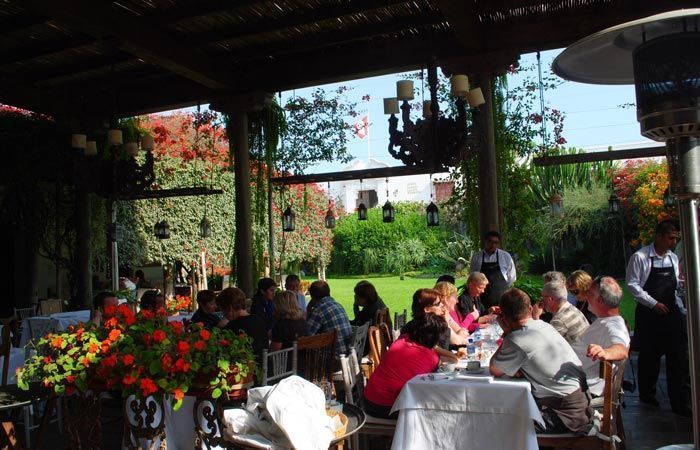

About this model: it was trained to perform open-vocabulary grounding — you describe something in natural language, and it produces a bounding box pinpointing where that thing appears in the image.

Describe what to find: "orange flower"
[51,336,63,348]
[81,357,90,367]
[108,329,121,342]
[173,388,184,401]
[88,342,99,353]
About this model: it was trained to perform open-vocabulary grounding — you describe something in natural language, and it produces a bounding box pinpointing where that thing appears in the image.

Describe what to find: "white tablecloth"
[20,310,91,346]
[391,374,544,450]
[0,347,27,384]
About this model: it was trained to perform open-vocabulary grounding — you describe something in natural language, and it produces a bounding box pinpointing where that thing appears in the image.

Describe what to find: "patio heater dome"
[553,9,700,199]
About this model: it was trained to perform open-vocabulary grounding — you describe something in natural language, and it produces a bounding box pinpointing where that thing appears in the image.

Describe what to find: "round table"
[329,403,366,450]
[0,384,54,448]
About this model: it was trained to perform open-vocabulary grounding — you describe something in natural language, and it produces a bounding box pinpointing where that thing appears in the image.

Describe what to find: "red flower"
[43,356,52,364]
[153,329,167,343]
[75,328,84,341]
[176,341,190,356]
[123,373,137,386]
[81,357,90,367]
[101,355,118,368]
[219,339,229,346]
[140,378,158,397]
[173,358,190,373]
[103,317,118,328]
[173,388,185,401]
[199,329,211,341]
[169,321,183,335]
[122,354,135,366]
[161,354,173,371]
[66,386,75,396]
[108,329,121,342]
[193,340,205,351]
[140,309,154,320]
[104,305,117,317]
[66,375,75,384]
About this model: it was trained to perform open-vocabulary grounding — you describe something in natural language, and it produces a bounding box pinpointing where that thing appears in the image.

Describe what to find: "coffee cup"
[466,360,481,371]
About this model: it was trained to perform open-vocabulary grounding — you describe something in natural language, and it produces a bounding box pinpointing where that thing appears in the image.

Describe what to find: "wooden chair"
[374,308,389,327]
[366,324,392,378]
[537,359,627,450]
[393,309,407,332]
[297,331,337,384]
[13,308,36,322]
[351,322,369,358]
[27,318,56,345]
[338,349,363,450]
[1,319,20,385]
[38,299,62,316]
[261,342,298,385]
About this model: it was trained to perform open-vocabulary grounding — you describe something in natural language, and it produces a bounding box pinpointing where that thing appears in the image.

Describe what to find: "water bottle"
[474,329,482,342]
[466,338,476,360]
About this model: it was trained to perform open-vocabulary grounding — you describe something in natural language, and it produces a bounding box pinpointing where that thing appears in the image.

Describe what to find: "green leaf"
[149,360,162,375]
[211,388,222,399]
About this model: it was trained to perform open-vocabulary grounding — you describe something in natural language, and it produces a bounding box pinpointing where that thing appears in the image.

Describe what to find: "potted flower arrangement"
[18,304,256,411]
[165,294,192,316]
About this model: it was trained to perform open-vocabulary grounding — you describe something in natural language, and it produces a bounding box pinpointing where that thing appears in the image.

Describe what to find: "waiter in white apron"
[626,220,691,417]
[469,231,517,308]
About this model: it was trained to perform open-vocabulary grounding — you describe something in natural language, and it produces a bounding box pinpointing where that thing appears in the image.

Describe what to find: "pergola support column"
[75,181,92,309]
[475,77,500,235]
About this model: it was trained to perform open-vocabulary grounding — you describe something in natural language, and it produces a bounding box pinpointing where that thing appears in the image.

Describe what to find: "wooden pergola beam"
[118,187,223,201]
[20,0,233,91]
[532,146,666,166]
[0,36,95,66]
[271,165,437,185]
[0,13,45,34]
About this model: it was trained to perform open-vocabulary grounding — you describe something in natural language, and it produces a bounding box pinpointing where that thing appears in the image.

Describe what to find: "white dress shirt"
[469,248,517,286]
[625,244,683,310]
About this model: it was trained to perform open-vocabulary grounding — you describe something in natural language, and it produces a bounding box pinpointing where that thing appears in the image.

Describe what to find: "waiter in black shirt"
[469,231,517,308]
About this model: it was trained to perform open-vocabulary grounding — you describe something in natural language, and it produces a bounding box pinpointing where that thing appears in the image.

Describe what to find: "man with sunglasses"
[469,230,516,308]
[626,220,691,416]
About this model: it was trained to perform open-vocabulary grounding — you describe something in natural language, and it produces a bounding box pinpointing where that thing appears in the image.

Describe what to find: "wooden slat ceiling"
[0,0,695,118]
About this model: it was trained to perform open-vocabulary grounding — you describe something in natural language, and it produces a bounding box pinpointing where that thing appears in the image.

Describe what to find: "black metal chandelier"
[384,60,485,171]
[382,177,394,223]
[324,182,336,229]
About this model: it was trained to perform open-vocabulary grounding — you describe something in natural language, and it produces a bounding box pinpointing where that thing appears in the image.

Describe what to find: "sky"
[276,48,655,175]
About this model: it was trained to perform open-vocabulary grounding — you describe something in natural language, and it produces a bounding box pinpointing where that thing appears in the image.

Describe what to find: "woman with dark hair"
[190,290,225,330]
[140,289,165,313]
[350,280,388,326]
[362,312,449,419]
[217,287,268,362]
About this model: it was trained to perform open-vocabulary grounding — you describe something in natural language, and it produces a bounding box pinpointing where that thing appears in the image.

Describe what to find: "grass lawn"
[310,274,638,330]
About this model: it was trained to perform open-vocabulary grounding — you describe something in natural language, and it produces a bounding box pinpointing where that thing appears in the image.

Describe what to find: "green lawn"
[310,274,638,330]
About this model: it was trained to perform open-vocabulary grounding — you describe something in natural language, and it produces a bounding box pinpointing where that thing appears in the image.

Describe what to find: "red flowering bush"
[18,304,255,411]
[165,295,192,315]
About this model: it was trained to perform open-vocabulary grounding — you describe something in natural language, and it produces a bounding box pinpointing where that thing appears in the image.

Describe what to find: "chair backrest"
[368,324,391,371]
[374,308,389,327]
[261,342,298,385]
[393,309,407,331]
[297,330,337,384]
[339,348,363,405]
[28,317,57,344]
[351,322,370,358]
[39,299,62,316]
[1,318,19,386]
[600,359,627,439]
[14,307,36,321]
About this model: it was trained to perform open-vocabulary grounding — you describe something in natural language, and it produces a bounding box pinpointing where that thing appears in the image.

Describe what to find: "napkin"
[454,374,494,382]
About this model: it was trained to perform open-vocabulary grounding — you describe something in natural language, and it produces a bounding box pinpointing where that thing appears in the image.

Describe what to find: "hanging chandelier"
[154,220,170,239]
[384,59,485,171]
[426,174,439,227]
[325,182,336,229]
[358,179,367,220]
[282,206,295,232]
[382,177,394,223]
[199,216,212,238]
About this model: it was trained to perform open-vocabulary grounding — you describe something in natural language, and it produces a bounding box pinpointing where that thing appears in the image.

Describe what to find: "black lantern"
[282,206,295,232]
[549,193,564,218]
[199,216,211,238]
[324,209,336,229]
[426,202,439,227]
[358,202,368,221]
[154,220,170,239]
[608,192,620,215]
[382,201,395,223]
[663,187,675,209]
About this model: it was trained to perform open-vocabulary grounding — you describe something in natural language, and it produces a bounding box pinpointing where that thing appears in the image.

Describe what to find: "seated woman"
[458,272,496,332]
[363,311,449,418]
[350,280,389,327]
[89,291,119,326]
[190,290,225,330]
[217,287,268,362]
[270,290,308,350]
[566,270,596,324]
[434,281,470,346]
[140,289,165,313]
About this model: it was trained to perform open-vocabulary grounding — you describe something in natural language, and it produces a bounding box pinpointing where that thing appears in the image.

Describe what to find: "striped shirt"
[549,301,590,344]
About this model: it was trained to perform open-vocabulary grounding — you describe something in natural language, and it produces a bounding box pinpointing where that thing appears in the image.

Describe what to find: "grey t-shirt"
[492,318,584,398]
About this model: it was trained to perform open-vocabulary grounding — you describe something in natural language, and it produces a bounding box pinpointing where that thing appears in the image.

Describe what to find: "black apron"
[480,250,509,308]
[633,251,685,350]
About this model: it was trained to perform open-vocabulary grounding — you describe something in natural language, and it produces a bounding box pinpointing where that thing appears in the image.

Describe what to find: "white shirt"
[469,248,517,286]
[625,244,683,310]
[571,316,630,396]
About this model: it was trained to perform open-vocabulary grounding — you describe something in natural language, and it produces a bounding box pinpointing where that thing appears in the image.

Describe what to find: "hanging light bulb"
[426,174,439,226]
[358,179,367,220]
[325,182,336,229]
[199,216,212,238]
[283,206,296,232]
[382,177,394,223]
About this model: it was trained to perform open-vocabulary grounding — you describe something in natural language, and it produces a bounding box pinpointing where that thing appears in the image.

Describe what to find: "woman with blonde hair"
[566,270,595,323]
[270,290,308,350]
[434,281,469,346]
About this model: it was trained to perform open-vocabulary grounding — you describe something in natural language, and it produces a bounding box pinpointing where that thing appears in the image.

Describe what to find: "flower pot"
[189,371,253,400]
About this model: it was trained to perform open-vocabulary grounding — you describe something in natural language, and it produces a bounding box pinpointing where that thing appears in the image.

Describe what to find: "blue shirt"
[306,296,353,356]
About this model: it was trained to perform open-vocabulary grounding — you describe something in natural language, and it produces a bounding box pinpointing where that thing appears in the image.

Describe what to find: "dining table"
[390,368,544,450]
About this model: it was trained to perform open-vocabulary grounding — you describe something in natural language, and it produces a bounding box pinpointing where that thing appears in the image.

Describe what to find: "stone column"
[474,76,500,236]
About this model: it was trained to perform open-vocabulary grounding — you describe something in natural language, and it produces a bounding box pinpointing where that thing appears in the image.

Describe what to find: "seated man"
[190,290,225,330]
[572,276,630,397]
[490,288,591,435]
[217,287,268,363]
[532,281,589,344]
[306,280,353,356]
[89,291,119,326]
[140,289,165,313]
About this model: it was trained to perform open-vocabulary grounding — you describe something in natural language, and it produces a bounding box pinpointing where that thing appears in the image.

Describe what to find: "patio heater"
[554,9,700,445]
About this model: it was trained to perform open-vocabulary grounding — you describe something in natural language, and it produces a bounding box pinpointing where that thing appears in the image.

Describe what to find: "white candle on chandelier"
[383,97,399,115]
[422,100,432,118]
[108,129,123,146]
[450,74,469,97]
[141,134,154,150]
[84,140,97,156]
[396,80,414,101]
[125,142,139,157]
[467,87,486,107]
[71,134,87,149]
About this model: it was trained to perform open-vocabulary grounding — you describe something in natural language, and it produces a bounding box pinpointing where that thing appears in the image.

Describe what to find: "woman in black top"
[270,290,308,350]
[216,287,268,362]
[350,280,390,327]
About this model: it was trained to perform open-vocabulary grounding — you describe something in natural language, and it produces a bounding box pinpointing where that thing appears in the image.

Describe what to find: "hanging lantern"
[549,193,564,218]
[663,187,675,209]
[358,202,368,221]
[382,201,395,223]
[608,192,620,215]
[199,216,212,238]
[282,206,295,232]
[426,202,439,227]
[324,209,336,229]
[154,220,170,239]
